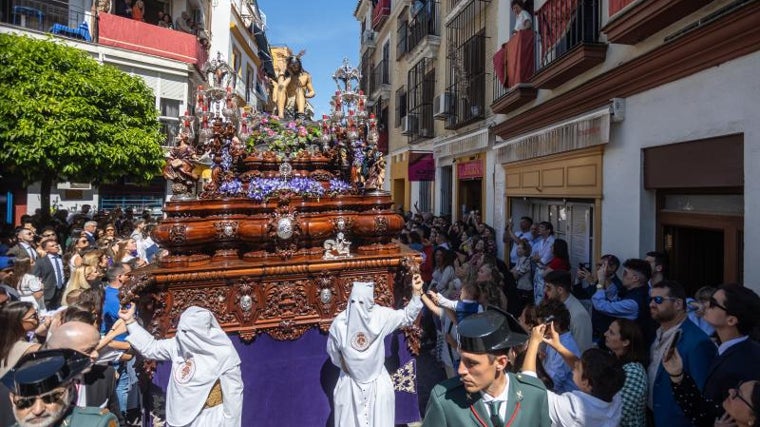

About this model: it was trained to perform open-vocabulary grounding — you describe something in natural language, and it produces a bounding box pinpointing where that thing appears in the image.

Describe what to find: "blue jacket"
[651,319,716,427]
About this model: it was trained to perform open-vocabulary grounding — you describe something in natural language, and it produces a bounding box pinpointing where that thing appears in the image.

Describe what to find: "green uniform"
[12,406,119,427]
[422,373,551,427]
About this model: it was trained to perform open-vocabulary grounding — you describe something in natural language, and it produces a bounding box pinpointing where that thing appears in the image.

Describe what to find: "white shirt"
[509,229,534,264]
[648,320,685,408]
[481,375,510,422]
[514,10,532,32]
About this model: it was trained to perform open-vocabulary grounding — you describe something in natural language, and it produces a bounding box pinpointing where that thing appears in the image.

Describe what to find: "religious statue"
[275,51,316,120]
[365,148,386,191]
[323,231,352,260]
[163,132,200,199]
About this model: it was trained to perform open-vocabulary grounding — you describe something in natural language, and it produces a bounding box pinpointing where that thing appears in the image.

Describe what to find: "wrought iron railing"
[535,0,601,72]
[6,0,91,41]
[445,70,486,129]
[372,59,390,92]
[408,0,440,52]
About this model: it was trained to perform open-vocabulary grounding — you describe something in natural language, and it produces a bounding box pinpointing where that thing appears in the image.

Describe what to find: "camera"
[578,262,590,271]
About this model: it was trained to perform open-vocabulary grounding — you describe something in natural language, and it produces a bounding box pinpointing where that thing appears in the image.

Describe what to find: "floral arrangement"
[245,177,354,202]
[247,114,323,155]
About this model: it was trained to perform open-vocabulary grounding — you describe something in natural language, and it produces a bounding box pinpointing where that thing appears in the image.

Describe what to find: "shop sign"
[457,160,483,180]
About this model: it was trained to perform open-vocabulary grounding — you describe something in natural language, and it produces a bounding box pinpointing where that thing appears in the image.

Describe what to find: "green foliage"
[0,33,165,185]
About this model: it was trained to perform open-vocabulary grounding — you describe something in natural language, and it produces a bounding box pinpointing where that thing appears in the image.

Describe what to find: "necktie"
[53,255,64,288]
[487,400,503,427]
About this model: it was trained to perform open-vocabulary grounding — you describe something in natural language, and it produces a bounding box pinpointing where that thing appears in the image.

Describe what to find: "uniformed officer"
[1,348,118,427]
[422,308,551,427]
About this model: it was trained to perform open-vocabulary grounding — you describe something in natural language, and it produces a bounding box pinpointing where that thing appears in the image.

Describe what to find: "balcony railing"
[535,0,601,72]
[99,13,207,71]
[372,0,391,30]
[6,0,91,41]
[407,0,440,52]
[445,72,486,129]
[372,59,390,93]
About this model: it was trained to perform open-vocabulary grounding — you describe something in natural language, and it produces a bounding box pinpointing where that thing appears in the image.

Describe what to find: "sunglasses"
[730,381,755,411]
[708,296,729,312]
[12,388,67,409]
[649,296,678,305]
[23,312,39,322]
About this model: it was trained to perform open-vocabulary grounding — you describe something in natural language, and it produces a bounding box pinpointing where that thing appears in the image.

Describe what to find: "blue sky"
[259,0,360,118]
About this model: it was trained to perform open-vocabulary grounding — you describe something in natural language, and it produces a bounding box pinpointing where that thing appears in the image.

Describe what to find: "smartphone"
[665,329,682,361]
[578,262,590,271]
[543,315,556,325]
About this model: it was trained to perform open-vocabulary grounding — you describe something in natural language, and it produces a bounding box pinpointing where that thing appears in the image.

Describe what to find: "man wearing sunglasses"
[1,348,118,427]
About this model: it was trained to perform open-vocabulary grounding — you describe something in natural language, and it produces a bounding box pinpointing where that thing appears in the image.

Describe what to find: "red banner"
[537,0,579,56]
[457,160,483,180]
[409,152,435,181]
[493,30,536,88]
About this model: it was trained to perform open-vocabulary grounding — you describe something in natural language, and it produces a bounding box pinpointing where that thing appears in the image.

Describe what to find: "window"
[159,98,181,146]
[160,98,181,118]
[445,0,487,128]
[246,65,253,104]
[418,181,432,213]
[396,10,408,59]
[407,58,435,141]
[395,86,407,127]
[440,165,452,216]
[231,48,241,89]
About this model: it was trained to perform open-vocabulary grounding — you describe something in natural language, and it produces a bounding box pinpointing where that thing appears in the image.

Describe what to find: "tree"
[0,33,165,219]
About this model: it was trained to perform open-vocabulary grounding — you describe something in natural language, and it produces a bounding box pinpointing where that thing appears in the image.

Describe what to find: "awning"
[495,107,611,164]
[409,152,435,181]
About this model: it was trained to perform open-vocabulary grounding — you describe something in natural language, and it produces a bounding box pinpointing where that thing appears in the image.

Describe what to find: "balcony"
[491,29,538,114]
[604,0,712,44]
[361,30,377,53]
[6,0,91,41]
[99,12,207,71]
[530,0,607,89]
[407,1,441,55]
[371,59,391,100]
[372,0,391,31]
[444,71,486,129]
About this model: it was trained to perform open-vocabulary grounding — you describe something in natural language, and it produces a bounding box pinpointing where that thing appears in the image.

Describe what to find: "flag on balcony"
[493,30,535,88]
[537,0,579,55]
[493,43,508,87]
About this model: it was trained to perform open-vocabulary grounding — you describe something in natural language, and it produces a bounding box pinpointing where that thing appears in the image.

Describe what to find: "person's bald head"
[46,321,100,361]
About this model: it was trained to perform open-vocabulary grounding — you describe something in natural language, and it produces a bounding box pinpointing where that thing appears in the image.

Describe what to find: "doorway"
[457,179,482,218]
[393,179,406,211]
[663,226,724,295]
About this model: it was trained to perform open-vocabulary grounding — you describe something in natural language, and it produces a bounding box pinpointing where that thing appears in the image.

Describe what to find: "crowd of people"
[0,202,759,427]
[399,208,760,427]
[112,0,201,37]
[0,205,165,427]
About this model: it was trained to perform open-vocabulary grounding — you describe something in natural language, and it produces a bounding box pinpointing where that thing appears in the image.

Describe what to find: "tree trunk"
[39,176,53,223]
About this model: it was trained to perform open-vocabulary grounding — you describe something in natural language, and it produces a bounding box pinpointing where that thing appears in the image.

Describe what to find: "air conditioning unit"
[433,92,453,119]
[401,115,416,135]
[57,182,92,190]
[362,30,376,45]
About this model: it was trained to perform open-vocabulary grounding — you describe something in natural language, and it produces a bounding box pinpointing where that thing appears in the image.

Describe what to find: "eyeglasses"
[708,296,729,312]
[730,381,755,411]
[649,296,679,305]
[22,312,39,322]
[12,388,67,409]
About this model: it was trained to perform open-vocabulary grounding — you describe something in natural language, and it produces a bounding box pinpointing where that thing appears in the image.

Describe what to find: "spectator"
[543,270,592,352]
[505,216,534,267]
[65,234,90,271]
[537,299,582,393]
[531,221,555,305]
[132,0,145,21]
[33,239,67,309]
[83,221,98,246]
[162,13,174,30]
[648,280,716,427]
[592,258,655,345]
[510,238,533,313]
[430,247,457,298]
[686,285,717,337]
[719,380,759,427]
[7,227,37,262]
[663,283,760,425]
[175,11,195,33]
[544,238,570,274]
[115,0,133,18]
[645,251,668,286]
[604,318,648,427]
[0,301,42,378]
[522,322,625,427]
[9,257,45,311]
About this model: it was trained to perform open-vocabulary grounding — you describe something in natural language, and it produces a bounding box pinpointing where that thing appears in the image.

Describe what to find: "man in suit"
[648,280,716,427]
[83,221,98,246]
[422,309,551,427]
[45,320,123,422]
[32,239,67,309]
[6,227,37,262]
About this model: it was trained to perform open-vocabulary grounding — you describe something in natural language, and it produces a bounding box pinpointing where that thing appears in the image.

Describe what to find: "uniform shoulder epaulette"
[513,372,548,389]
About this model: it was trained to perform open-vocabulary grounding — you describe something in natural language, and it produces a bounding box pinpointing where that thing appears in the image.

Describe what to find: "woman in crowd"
[116,238,145,266]
[430,247,457,298]
[8,258,45,311]
[66,233,90,270]
[0,301,42,377]
[62,265,93,305]
[718,380,758,427]
[474,262,508,311]
[604,318,648,427]
[545,238,570,274]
